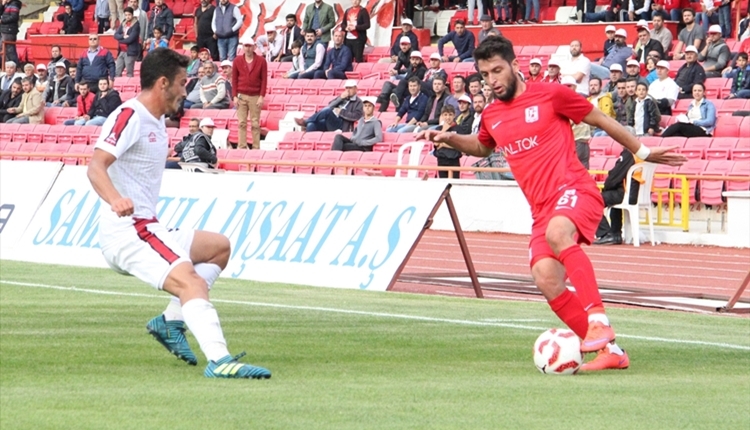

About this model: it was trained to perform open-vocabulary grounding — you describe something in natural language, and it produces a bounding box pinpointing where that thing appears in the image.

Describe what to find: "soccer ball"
[533,328,583,375]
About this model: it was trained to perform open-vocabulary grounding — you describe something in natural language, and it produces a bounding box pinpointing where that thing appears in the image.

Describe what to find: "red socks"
[548,289,589,338]
[557,244,604,315]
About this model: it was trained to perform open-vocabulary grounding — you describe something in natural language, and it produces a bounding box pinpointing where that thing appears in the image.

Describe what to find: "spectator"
[699,25,731,78]
[388,77,428,132]
[177,118,218,168]
[428,105,461,177]
[302,0,336,45]
[649,60,680,114]
[593,147,639,246]
[576,0,597,22]
[469,0,484,24]
[95,0,111,33]
[22,64,37,87]
[413,76,450,132]
[541,59,561,83]
[628,0,652,21]
[482,82,494,104]
[438,20,476,63]
[388,37,414,81]
[66,64,79,105]
[144,27,169,52]
[696,0,716,34]
[44,62,75,106]
[673,8,705,60]
[295,80,363,132]
[378,50,426,112]
[634,21,664,63]
[331,97,382,151]
[256,24,283,63]
[70,77,121,125]
[422,52,448,94]
[194,0,218,61]
[34,64,49,94]
[294,28,326,79]
[67,0,85,21]
[662,83,716,137]
[444,75,468,111]
[627,82,660,136]
[591,29,633,79]
[76,35,116,93]
[527,58,543,83]
[57,2,84,35]
[187,46,201,77]
[600,25,616,60]
[108,0,124,32]
[623,77,638,125]
[496,0,511,24]
[212,0,242,61]
[64,80,96,123]
[341,0,370,63]
[477,15,500,44]
[232,36,267,149]
[716,0,733,38]
[561,76,591,167]
[128,0,148,50]
[114,7,141,78]
[625,59,648,85]
[611,78,629,126]
[167,118,201,168]
[723,52,750,99]
[606,63,623,92]
[584,0,625,22]
[47,46,71,74]
[184,62,205,109]
[198,47,211,63]
[0,79,21,122]
[148,0,174,41]
[644,56,658,84]
[471,92,486,135]
[314,31,353,79]
[381,19,418,64]
[589,77,615,119]
[279,14,303,62]
[561,40,591,95]
[650,14,673,54]
[0,0,22,64]
[5,77,43,124]
[194,61,228,109]
[282,40,304,79]
[467,76,483,97]
[525,0,540,23]
[675,46,706,99]
[650,0,670,20]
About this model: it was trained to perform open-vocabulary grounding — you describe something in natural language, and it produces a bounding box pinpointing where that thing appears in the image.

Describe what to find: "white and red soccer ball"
[533,328,583,375]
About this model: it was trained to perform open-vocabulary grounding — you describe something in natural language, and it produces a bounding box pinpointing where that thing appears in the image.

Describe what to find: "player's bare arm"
[415,129,493,158]
[87,149,134,217]
[583,108,687,167]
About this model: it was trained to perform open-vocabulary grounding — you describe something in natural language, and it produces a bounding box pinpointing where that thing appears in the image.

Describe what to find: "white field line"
[2,280,749,351]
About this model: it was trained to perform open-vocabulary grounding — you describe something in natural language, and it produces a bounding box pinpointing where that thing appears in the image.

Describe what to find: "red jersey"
[478,83,597,215]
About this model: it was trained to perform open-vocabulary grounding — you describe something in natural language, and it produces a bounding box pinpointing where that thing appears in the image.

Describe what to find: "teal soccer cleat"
[146,315,198,366]
[204,352,271,379]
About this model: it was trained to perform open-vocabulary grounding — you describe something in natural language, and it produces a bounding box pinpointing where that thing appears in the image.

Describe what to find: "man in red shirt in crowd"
[417,36,686,371]
[232,36,267,149]
[63,81,96,125]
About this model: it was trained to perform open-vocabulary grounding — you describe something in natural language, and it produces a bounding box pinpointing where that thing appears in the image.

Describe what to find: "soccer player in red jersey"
[416,36,686,371]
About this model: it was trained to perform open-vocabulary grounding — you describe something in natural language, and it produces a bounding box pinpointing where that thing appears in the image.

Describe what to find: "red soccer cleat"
[581,321,616,353]
[580,347,630,371]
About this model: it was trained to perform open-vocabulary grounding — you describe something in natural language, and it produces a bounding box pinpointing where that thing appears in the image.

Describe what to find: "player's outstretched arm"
[583,108,687,167]
[87,149,134,217]
[414,129,493,158]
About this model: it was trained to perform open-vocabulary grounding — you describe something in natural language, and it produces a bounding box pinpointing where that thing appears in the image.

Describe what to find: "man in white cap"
[606,63,623,92]
[34,64,49,93]
[172,118,218,169]
[673,8,705,61]
[634,21,664,63]
[650,14,673,54]
[387,36,414,80]
[255,23,283,62]
[232,36,267,149]
[541,59,561,83]
[560,40,590,96]
[220,59,233,97]
[314,30,353,80]
[648,60,680,114]
[295,80,363,132]
[377,50,426,111]
[438,20,476,63]
[527,58,543,83]
[331,96,383,152]
[590,29,633,80]
[302,0,335,45]
[625,59,647,86]
[699,25,731,78]
[674,45,706,99]
[381,18,418,64]
[43,62,75,107]
[600,25,617,61]
[422,52,448,93]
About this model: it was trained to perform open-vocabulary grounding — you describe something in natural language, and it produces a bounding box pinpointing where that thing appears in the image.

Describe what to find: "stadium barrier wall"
[6,165,452,291]
[0,161,63,255]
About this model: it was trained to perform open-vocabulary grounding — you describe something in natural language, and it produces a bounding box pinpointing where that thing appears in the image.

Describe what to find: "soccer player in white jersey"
[87,48,270,379]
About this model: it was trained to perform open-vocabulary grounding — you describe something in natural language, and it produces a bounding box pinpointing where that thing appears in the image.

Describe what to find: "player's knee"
[214,235,231,269]
[545,219,576,255]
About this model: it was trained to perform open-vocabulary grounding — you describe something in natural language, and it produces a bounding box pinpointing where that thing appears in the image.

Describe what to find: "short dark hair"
[190,46,199,52]
[189,118,200,124]
[625,77,639,84]
[638,27,649,34]
[78,79,88,87]
[432,75,446,84]
[285,13,296,21]
[292,39,303,49]
[140,48,190,90]
[683,7,695,16]
[21,77,32,85]
[692,82,705,91]
[590,77,602,85]
[636,82,649,91]
[99,76,109,83]
[473,35,516,64]
[467,75,482,85]
[473,93,486,102]
[454,19,465,27]
[407,76,421,86]
[440,105,456,115]
[615,78,626,85]
[738,52,748,61]
[304,28,316,34]
[68,63,76,69]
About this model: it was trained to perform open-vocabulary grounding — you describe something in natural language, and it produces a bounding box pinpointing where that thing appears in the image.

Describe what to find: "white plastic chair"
[611,162,657,247]
[395,141,425,179]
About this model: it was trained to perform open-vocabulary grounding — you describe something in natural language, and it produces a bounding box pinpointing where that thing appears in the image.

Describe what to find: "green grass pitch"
[1,260,749,429]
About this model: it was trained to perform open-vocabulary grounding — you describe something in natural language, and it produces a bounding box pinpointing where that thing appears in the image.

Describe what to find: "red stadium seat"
[727,160,750,192]
[674,160,708,205]
[14,142,37,160]
[334,151,363,175]
[355,152,383,175]
[1,142,21,160]
[276,150,304,174]
[256,150,285,172]
[589,136,614,156]
[699,160,734,206]
[314,151,343,175]
[714,116,743,137]
[296,150,323,174]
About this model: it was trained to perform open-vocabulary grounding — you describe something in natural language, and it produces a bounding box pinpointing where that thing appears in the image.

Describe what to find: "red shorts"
[528,186,604,268]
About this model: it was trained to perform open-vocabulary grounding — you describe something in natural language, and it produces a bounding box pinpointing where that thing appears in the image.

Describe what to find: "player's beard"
[495,74,518,102]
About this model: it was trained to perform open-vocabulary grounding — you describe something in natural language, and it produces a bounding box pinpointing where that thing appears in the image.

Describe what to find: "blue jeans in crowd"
[305,107,344,132]
[313,70,347,79]
[718,5,732,38]
[217,36,238,61]
[525,0,540,21]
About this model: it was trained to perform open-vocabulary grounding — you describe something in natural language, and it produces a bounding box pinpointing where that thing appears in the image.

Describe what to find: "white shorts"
[100,216,195,290]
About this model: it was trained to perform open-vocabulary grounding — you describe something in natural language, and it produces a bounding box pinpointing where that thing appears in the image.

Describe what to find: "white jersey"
[94,98,169,221]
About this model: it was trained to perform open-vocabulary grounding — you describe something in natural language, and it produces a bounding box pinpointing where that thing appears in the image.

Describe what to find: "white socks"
[588,313,610,326]
[607,343,624,355]
[162,263,222,321]
[163,296,183,321]
[181,298,229,362]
